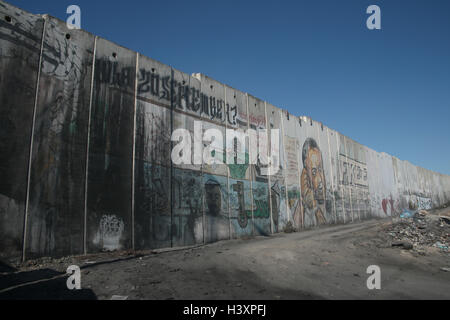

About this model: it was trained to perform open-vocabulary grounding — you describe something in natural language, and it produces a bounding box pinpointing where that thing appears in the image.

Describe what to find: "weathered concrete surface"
[1,214,449,300]
[26,15,95,259]
[0,0,44,262]
[0,0,450,264]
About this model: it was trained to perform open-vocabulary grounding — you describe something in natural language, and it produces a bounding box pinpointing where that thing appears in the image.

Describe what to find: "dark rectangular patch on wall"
[134,161,171,250]
[25,16,95,259]
[86,39,135,253]
[203,174,230,243]
[0,3,44,263]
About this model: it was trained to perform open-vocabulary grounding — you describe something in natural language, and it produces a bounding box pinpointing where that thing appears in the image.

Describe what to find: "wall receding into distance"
[1,1,449,262]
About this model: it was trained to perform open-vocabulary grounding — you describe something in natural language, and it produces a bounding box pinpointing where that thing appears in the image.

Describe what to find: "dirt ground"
[1,210,449,300]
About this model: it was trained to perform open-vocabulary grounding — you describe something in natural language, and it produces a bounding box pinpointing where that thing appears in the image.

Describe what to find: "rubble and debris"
[434,242,449,251]
[384,210,449,253]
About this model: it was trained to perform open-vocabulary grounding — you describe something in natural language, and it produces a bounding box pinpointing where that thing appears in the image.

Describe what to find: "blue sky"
[9,0,450,175]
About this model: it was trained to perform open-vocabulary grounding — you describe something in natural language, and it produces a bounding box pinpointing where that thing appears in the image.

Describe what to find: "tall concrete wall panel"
[327,127,344,223]
[26,16,94,259]
[226,86,253,238]
[297,117,335,228]
[0,2,44,262]
[193,74,230,243]
[171,70,204,247]
[134,55,171,250]
[86,39,135,253]
[1,0,450,261]
[248,95,271,236]
[316,123,337,224]
[266,103,288,232]
[281,112,302,228]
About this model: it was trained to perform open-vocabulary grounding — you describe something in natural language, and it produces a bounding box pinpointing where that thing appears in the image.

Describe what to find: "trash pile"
[385,210,449,252]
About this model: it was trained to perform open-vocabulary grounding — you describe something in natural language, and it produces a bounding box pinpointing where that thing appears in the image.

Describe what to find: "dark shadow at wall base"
[0,276,97,300]
[0,261,17,273]
[0,266,97,300]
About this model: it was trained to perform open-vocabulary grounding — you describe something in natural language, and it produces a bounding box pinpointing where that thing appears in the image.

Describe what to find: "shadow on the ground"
[0,263,97,300]
[0,261,16,273]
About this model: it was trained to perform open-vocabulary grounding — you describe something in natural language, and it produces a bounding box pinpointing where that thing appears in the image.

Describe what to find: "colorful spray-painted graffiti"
[301,138,327,225]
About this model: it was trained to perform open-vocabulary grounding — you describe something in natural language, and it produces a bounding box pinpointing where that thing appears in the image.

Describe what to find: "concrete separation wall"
[1,0,449,263]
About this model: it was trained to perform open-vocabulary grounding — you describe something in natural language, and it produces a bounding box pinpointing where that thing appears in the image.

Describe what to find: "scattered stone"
[384,211,449,253]
[392,241,413,250]
[440,267,450,272]
[111,295,128,300]
[284,221,295,233]
[440,216,450,225]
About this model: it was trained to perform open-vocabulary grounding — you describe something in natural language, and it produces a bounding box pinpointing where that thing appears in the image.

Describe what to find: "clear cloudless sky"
[8,0,450,175]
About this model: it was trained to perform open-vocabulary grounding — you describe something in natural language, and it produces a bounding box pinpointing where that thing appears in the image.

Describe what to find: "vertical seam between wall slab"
[280,111,290,224]
[326,128,337,224]
[131,52,139,251]
[225,85,232,240]
[336,132,345,224]
[83,36,98,255]
[246,94,254,236]
[344,137,354,222]
[170,68,174,247]
[295,118,304,229]
[375,152,381,217]
[198,78,205,245]
[22,17,47,262]
[265,102,274,235]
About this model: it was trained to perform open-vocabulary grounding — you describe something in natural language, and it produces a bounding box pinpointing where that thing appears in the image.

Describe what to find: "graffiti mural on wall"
[284,136,302,228]
[203,175,229,243]
[134,162,171,249]
[92,214,125,251]
[301,138,327,225]
[94,64,239,125]
[338,139,370,221]
[172,168,203,246]
[3,0,450,262]
[339,155,368,188]
[0,2,45,260]
[381,197,400,215]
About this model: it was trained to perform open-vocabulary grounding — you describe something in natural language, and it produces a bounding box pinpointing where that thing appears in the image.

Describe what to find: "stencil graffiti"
[417,196,432,210]
[93,214,125,251]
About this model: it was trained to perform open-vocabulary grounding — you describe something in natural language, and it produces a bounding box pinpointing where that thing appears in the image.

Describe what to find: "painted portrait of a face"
[301,138,326,225]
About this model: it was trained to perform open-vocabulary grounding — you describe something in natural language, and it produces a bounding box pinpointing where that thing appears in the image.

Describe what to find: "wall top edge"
[2,0,449,179]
